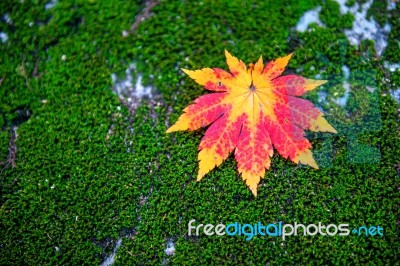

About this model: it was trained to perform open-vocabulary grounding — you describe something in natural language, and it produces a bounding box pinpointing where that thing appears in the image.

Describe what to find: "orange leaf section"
[167,50,337,196]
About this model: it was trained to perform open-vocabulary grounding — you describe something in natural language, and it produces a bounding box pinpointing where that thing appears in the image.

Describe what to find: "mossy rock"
[0,0,399,265]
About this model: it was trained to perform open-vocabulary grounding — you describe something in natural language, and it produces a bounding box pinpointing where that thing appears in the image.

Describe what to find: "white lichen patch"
[334,0,392,56]
[384,61,400,72]
[342,65,350,80]
[334,65,351,107]
[318,91,327,103]
[387,0,397,10]
[45,0,57,10]
[383,61,400,103]
[100,238,122,266]
[164,239,175,256]
[296,6,325,32]
[390,88,400,104]
[0,32,8,43]
[3,13,12,24]
[111,63,153,100]
[336,82,351,107]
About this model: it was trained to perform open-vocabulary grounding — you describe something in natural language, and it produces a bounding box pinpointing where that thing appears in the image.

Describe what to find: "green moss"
[367,0,389,26]
[383,22,400,62]
[320,0,354,29]
[1,0,399,265]
[346,0,356,7]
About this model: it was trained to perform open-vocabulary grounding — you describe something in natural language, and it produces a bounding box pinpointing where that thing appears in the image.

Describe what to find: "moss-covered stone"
[0,0,399,265]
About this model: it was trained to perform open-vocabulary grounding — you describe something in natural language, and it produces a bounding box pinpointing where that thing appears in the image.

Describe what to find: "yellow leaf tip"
[197,172,205,181]
[298,149,319,169]
[224,49,233,58]
[181,68,191,75]
[318,79,328,86]
[242,172,262,197]
[311,115,338,134]
[251,187,258,197]
[166,123,187,133]
[281,52,294,62]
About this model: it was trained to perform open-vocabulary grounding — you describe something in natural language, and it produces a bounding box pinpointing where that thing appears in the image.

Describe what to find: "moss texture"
[0,0,399,265]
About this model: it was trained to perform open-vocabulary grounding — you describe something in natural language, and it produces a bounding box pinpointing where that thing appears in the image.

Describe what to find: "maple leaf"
[167,50,337,196]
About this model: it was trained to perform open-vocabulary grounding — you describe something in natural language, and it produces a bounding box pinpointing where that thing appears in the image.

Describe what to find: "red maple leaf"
[167,50,337,196]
